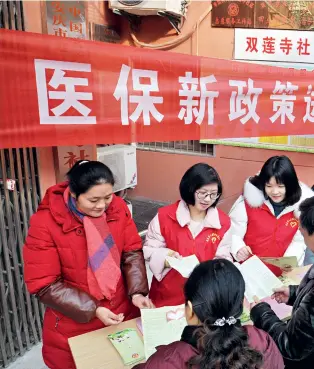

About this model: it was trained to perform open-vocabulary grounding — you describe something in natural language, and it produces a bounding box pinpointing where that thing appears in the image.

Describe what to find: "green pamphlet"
[260,256,298,269]
[108,328,145,366]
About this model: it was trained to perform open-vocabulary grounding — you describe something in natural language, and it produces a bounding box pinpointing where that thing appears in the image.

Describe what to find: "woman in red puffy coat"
[23,160,152,369]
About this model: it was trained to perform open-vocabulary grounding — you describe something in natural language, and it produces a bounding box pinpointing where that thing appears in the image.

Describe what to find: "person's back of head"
[299,196,314,251]
[184,259,263,369]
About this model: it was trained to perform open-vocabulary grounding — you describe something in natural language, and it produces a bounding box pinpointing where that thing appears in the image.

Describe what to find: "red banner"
[1,29,314,149]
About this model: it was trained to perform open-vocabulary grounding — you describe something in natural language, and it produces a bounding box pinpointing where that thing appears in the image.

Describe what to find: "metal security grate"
[0,2,43,368]
[0,1,24,31]
[137,140,215,156]
[0,149,43,368]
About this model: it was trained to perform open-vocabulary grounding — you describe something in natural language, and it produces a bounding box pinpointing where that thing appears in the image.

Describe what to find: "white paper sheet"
[141,305,187,359]
[165,255,199,278]
[236,256,284,303]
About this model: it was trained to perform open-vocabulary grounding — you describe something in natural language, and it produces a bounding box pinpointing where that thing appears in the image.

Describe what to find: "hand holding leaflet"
[165,255,199,278]
[235,255,284,303]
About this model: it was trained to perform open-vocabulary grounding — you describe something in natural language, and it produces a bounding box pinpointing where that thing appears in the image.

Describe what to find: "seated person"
[135,259,284,369]
[251,196,314,369]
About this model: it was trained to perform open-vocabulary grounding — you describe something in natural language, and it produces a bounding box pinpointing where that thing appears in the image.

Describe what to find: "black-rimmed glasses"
[196,191,221,201]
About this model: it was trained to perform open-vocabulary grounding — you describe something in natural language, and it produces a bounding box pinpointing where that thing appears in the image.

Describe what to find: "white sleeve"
[143,215,172,281]
[214,228,233,262]
[283,183,313,265]
[229,196,249,259]
[284,229,306,266]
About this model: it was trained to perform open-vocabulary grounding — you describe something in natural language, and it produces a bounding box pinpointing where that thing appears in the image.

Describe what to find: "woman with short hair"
[144,163,232,307]
[229,155,313,275]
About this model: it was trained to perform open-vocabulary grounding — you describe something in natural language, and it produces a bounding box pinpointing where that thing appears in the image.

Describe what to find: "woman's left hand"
[132,294,155,309]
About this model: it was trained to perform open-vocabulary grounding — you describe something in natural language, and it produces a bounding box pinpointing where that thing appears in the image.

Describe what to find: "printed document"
[141,305,187,359]
[235,255,283,303]
[165,255,199,278]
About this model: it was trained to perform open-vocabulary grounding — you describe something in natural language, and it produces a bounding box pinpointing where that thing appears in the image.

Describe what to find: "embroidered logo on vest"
[285,218,299,228]
[206,233,221,243]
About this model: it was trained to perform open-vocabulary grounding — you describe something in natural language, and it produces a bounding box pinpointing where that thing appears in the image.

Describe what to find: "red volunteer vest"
[149,202,231,307]
[244,201,298,276]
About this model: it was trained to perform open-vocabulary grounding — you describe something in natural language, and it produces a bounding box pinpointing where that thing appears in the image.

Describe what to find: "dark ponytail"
[184,260,263,369]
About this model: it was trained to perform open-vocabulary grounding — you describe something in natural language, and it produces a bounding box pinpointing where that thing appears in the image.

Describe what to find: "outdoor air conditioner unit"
[97,145,137,193]
[108,0,188,17]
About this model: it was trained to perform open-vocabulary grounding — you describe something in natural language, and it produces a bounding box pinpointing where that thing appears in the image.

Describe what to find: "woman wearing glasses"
[144,163,232,307]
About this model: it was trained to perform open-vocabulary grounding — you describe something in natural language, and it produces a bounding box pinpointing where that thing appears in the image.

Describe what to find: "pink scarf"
[64,187,121,300]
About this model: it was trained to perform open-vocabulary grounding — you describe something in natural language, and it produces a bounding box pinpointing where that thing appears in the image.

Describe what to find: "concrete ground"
[130,197,167,232]
[7,344,47,369]
[7,198,164,369]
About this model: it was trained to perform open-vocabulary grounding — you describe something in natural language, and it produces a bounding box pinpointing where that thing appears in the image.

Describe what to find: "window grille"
[136,140,215,156]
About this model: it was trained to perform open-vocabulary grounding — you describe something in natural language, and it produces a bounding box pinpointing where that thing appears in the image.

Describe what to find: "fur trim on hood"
[243,178,314,218]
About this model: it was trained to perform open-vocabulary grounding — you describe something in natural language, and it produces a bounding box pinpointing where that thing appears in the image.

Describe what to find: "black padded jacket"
[251,265,314,369]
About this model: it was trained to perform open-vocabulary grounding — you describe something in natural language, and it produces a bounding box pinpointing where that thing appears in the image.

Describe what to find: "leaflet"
[141,305,187,359]
[235,255,284,303]
[165,255,199,278]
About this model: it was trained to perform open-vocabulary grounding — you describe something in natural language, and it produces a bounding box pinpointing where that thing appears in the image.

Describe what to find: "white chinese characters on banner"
[235,29,314,64]
[178,72,219,125]
[114,64,164,126]
[34,59,96,125]
[229,79,262,124]
[304,85,314,123]
[34,59,314,128]
[270,82,298,125]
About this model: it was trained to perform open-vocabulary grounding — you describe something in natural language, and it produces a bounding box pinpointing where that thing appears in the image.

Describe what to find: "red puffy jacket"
[23,182,144,369]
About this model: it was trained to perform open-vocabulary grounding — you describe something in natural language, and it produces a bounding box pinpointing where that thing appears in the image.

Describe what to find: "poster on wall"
[56,145,96,181]
[234,28,314,64]
[212,1,314,30]
[46,0,86,39]
[211,0,255,28]
[201,61,314,153]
